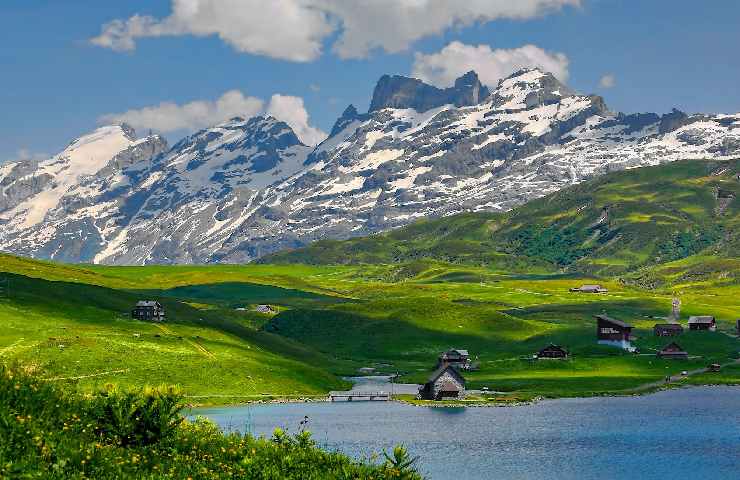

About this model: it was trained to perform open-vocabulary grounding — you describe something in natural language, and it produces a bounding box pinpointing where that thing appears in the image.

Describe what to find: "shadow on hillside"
[143,282,351,309]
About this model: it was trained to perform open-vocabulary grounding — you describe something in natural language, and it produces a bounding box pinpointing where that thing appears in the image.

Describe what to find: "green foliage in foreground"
[0,366,421,479]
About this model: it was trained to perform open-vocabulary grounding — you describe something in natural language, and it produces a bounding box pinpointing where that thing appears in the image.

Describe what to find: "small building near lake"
[255,304,276,314]
[537,344,569,359]
[418,364,466,400]
[657,342,688,360]
[437,349,471,370]
[688,316,716,331]
[654,323,684,337]
[596,314,635,352]
[132,301,165,322]
[570,284,608,293]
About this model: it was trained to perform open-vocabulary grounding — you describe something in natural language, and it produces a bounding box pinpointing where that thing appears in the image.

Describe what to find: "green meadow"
[1,253,738,403]
[0,159,738,403]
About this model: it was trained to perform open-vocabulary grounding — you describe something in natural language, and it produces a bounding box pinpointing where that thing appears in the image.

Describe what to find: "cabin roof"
[654,323,683,329]
[688,316,715,323]
[135,300,160,307]
[427,364,465,384]
[659,342,687,353]
[595,314,631,328]
[539,344,567,352]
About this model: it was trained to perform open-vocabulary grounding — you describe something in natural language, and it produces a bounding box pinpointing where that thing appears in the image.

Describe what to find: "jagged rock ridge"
[1,68,739,264]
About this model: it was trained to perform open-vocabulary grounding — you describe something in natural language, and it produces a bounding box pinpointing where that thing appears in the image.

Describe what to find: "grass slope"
[264,159,739,277]
[2,253,737,401]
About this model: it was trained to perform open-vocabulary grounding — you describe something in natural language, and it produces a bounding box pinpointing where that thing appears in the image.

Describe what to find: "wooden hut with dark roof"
[418,364,466,400]
[657,342,688,360]
[536,344,568,359]
[654,323,684,337]
[595,314,635,351]
[437,348,471,370]
[688,316,716,331]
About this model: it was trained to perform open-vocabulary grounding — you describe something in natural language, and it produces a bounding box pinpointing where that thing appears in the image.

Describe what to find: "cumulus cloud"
[99,90,265,133]
[599,74,616,89]
[99,90,327,146]
[412,41,570,88]
[90,0,580,61]
[90,1,333,62]
[267,95,327,146]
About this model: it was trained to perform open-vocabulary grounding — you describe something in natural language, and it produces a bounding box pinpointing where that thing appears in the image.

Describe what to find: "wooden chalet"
[437,349,471,370]
[657,342,688,360]
[132,300,165,322]
[570,284,608,293]
[595,314,635,351]
[654,323,684,337]
[255,304,276,314]
[537,344,568,359]
[418,364,466,400]
[688,316,716,331]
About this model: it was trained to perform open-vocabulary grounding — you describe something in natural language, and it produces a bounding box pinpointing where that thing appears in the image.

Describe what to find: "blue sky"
[2,0,740,163]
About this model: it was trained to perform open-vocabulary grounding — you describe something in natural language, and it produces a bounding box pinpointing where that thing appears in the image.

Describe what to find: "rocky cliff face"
[2,68,739,264]
[369,70,490,112]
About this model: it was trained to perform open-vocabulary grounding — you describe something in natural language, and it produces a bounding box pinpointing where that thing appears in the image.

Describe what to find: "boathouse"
[596,314,635,351]
[657,342,688,360]
[437,349,471,370]
[537,344,568,359]
[132,301,165,322]
[570,284,608,293]
[418,364,466,400]
[688,316,716,331]
[654,323,684,337]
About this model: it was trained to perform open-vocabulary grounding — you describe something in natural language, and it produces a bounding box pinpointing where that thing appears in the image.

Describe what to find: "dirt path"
[631,357,740,392]
[44,369,129,381]
[154,324,216,359]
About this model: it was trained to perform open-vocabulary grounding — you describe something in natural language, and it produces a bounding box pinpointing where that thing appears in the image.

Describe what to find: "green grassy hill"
[1,159,738,403]
[264,159,739,278]
[1,251,738,402]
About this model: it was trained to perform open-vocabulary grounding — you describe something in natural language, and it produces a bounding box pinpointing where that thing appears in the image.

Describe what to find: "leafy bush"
[656,227,723,262]
[509,225,590,266]
[0,365,422,479]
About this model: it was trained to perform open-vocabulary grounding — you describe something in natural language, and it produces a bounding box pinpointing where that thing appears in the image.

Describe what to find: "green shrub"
[0,365,422,479]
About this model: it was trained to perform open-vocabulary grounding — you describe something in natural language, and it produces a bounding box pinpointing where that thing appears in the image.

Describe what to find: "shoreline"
[186,381,740,409]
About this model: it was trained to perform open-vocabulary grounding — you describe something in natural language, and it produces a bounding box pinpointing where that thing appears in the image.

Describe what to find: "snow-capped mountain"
[2,68,739,264]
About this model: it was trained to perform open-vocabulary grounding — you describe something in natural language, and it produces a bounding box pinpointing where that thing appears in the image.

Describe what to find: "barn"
[131,301,165,322]
[596,314,635,351]
[688,316,716,331]
[657,342,688,360]
[654,324,684,337]
[570,284,608,293]
[537,344,568,359]
[418,364,466,400]
[437,349,471,370]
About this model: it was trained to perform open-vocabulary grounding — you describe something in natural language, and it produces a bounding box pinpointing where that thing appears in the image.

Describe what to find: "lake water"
[191,387,740,480]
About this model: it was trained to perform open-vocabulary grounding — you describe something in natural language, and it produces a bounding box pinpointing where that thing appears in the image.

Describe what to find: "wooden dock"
[328,391,390,402]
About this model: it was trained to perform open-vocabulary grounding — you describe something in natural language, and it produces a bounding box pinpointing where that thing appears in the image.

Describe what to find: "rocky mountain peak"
[369,70,490,113]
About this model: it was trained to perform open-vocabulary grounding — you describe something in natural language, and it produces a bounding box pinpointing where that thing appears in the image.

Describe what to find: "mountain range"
[1,68,739,264]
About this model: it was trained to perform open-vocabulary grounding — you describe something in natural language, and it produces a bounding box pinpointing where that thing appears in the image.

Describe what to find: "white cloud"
[267,95,327,146]
[91,0,333,62]
[99,90,327,146]
[599,74,616,89]
[90,0,580,61]
[324,0,580,59]
[99,90,265,133]
[412,41,570,88]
